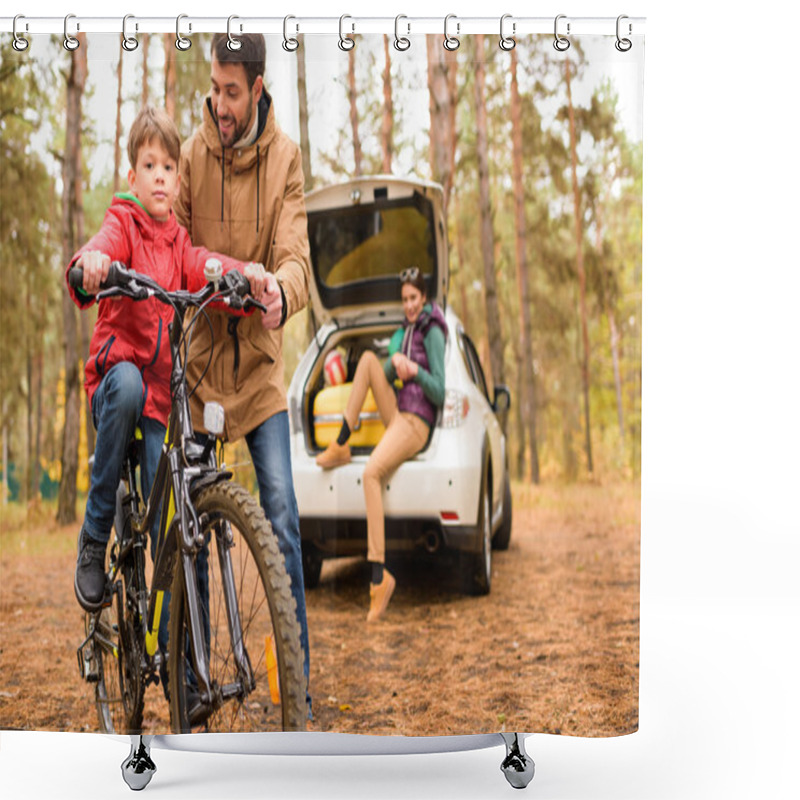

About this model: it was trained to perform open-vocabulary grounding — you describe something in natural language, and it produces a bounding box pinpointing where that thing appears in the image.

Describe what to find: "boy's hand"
[75,251,110,294]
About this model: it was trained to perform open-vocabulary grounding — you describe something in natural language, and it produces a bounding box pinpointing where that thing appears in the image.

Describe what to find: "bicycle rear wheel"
[168,481,306,732]
[90,579,143,733]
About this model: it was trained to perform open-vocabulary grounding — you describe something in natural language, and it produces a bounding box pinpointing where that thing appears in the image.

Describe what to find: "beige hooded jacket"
[175,91,311,442]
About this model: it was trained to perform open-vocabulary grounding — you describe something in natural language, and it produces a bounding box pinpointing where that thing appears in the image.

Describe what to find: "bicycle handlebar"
[67,261,267,313]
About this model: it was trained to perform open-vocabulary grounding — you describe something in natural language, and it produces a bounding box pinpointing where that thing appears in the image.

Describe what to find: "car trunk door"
[304,177,448,330]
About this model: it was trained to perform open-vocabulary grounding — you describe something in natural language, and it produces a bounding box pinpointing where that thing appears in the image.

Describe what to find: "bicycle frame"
[104,283,255,715]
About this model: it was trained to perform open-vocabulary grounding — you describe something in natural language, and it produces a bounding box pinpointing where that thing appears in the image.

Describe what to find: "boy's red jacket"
[67,195,245,426]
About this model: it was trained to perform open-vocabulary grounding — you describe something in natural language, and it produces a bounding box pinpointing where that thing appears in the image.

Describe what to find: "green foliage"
[1,41,64,501]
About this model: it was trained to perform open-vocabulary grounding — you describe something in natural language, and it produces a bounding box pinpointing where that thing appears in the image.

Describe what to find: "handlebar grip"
[68,261,130,292]
[221,269,252,298]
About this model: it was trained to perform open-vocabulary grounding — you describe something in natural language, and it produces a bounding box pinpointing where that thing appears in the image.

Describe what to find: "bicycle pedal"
[77,644,99,683]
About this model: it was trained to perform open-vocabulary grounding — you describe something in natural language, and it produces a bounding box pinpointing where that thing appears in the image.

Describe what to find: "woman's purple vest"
[397,303,447,426]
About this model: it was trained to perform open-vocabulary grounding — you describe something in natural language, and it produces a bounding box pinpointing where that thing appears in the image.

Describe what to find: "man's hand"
[241,263,283,327]
[75,251,110,294]
[243,262,268,299]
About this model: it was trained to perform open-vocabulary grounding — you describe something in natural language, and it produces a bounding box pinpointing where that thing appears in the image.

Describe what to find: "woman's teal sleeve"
[384,327,404,382]
[414,326,446,407]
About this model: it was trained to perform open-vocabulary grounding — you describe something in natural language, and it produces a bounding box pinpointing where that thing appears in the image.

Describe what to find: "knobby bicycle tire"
[167,481,306,733]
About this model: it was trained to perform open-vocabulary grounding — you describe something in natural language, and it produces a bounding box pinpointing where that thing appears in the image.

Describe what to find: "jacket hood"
[109,194,181,244]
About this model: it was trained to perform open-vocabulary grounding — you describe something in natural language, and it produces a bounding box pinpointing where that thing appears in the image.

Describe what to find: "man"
[174,32,312,714]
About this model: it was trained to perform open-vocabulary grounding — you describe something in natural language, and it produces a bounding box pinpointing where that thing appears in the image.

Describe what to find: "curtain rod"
[2,15,646,38]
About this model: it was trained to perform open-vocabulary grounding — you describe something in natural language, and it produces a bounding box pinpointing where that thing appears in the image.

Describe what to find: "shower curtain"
[0,20,643,743]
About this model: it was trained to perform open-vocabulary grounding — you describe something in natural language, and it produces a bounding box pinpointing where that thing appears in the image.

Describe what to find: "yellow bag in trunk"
[313,383,385,447]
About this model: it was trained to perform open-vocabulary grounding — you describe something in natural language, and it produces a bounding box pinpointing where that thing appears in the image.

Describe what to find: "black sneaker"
[74,528,108,611]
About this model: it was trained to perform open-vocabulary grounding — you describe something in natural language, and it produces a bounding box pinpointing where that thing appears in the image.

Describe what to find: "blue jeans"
[246,412,310,709]
[84,362,165,545]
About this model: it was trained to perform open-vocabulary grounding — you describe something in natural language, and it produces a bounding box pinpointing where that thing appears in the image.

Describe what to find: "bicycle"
[72,261,306,735]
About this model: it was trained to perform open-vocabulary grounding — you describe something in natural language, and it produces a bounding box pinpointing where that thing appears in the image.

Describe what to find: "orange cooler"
[313,383,385,447]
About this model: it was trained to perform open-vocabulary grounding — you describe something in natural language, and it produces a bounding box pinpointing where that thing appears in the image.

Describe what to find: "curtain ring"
[121,15,139,52]
[282,16,299,52]
[615,15,632,52]
[443,14,460,51]
[553,14,570,52]
[394,14,411,51]
[12,15,30,52]
[499,14,515,51]
[176,14,192,51]
[63,14,80,51]
[338,15,355,51]
[227,15,242,51]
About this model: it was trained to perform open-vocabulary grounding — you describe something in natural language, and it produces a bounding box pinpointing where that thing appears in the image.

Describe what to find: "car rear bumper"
[292,448,482,528]
[300,516,485,557]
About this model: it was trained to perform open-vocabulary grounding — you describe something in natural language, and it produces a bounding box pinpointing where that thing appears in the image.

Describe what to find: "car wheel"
[493,472,512,551]
[302,543,323,589]
[462,466,492,596]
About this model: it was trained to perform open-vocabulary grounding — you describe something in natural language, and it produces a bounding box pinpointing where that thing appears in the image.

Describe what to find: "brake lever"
[96,287,125,301]
[244,297,268,313]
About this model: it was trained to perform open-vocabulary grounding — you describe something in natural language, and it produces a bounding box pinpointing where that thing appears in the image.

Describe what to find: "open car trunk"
[302,322,438,457]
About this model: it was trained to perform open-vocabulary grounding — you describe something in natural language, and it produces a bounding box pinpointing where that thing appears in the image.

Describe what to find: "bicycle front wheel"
[168,481,306,732]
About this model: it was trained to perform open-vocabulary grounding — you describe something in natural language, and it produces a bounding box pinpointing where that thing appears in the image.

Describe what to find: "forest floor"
[0,481,639,738]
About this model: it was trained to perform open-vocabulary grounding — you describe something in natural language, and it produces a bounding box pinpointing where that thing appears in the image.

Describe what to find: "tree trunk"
[564,57,593,474]
[57,33,88,526]
[24,348,32,504]
[74,135,94,459]
[510,47,540,484]
[474,35,505,395]
[141,34,150,106]
[32,351,43,502]
[164,34,176,120]
[2,416,8,506]
[113,49,123,193]
[347,47,362,176]
[296,35,313,192]
[425,35,457,214]
[381,35,394,174]
[609,309,625,441]
[451,190,470,331]
[594,193,625,445]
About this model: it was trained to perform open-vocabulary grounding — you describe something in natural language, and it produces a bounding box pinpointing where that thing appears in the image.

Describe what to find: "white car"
[288,176,512,595]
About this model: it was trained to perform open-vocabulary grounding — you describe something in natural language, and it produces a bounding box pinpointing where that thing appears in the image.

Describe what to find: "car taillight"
[442,389,469,428]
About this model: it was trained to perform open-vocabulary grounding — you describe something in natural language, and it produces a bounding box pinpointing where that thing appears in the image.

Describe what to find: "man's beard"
[218,96,254,147]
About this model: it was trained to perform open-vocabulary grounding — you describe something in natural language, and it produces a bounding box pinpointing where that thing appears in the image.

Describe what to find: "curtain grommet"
[443,14,460,51]
[121,14,139,52]
[63,14,80,51]
[338,14,355,51]
[176,14,192,51]
[226,15,242,51]
[615,15,632,52]
[553,14,570,52]
[282,15,299,52]
[13,15,30,52]
[394,14,411,51]
[499,14,515,51]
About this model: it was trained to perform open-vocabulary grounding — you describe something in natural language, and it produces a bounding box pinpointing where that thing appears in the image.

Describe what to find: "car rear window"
[308,193,436,294]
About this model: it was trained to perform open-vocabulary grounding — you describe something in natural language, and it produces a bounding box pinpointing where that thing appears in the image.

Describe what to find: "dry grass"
[0,481,639,737]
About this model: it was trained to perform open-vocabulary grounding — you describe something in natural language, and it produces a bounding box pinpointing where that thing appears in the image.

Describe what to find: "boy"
[68,105,274,611]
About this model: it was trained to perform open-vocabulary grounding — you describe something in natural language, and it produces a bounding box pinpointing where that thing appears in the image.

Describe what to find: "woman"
[316,266,447,622]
